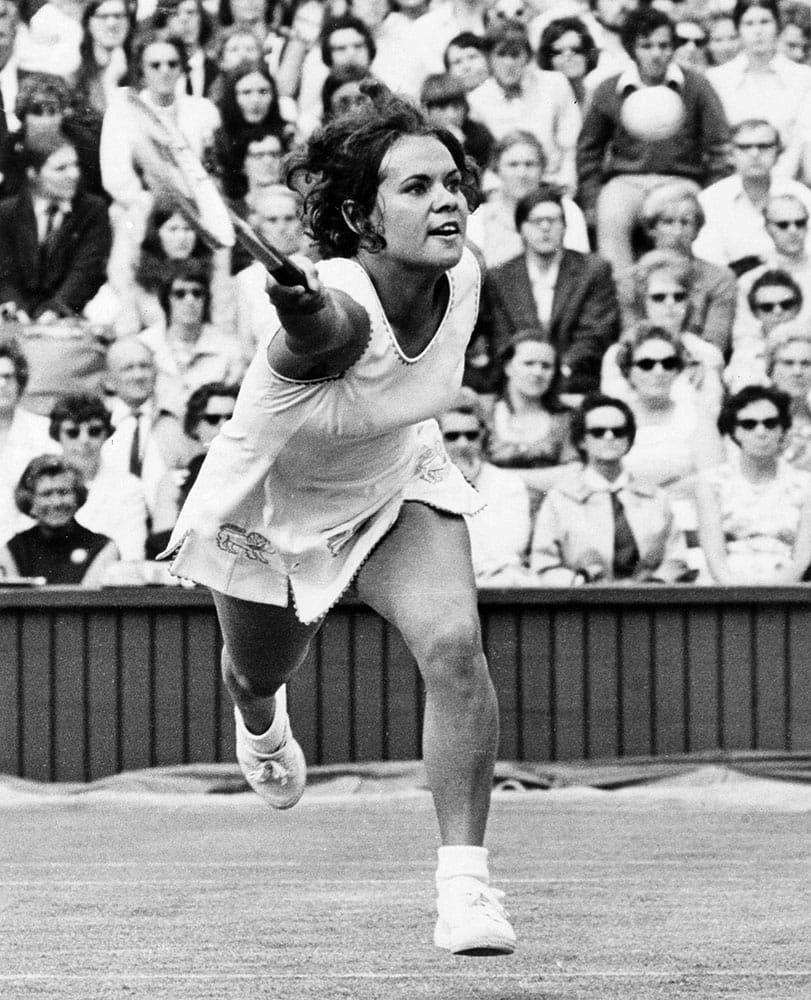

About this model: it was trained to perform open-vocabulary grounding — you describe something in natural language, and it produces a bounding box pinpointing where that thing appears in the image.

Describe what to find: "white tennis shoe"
[235,702,306,810]
[434,876,516,956]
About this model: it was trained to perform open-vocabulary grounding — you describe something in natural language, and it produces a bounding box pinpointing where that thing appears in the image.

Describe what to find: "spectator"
[140,259,244,415]
[48,391,148,562]
[217,0,284,48]
[0,337,54,542]
[420,71,494,172]
[537,16,600,113]
[438,389,537,587]
[147,380,238,558]
[0,127,112,324]
[696,384,811,583]
[482,183,620,394]
[321,64,374,124]
[486,331,579,507]
[227,125,287,214]
[466,129,590,271]
[613,323,724,495]
[102,336,191,514]
[706,10,739,66]
[693,118,811,273]
[672,14,709,72]
[777,2,811,64]
[0,454,119,584]
[155,0,218,98]
[766,322,811,473]
[466,20,581,193]
[72,0,135,129]
[444,31,490,92]
[205,24,263,105]
[401,0,489,97]
[576,5,731,272]
[530,392,689,584]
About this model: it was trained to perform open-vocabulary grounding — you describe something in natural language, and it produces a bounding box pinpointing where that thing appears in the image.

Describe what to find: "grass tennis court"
[2,769,810,1000]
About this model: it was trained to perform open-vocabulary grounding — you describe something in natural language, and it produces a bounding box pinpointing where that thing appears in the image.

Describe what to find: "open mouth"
[429,222,461,237]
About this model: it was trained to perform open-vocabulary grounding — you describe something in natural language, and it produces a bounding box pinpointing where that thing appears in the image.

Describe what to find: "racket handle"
[267,257,310,288]
[228,210,311,289]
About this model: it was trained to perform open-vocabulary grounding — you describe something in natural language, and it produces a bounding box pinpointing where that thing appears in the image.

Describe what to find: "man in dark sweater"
[576,5,731,272]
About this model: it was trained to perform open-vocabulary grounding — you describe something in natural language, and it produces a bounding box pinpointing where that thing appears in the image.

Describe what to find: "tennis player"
[165,84,516,956]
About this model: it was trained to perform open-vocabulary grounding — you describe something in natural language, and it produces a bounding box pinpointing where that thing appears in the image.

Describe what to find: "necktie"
[129,412,142,477]
[610,490,640,579]
[42,202,59,245]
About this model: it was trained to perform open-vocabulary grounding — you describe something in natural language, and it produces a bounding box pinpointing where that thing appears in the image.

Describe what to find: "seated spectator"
[102,336,191,514]
[706,9,739,67]
[443,30,490,93]
[613,324,724,495]
[536,15,600,113]
[777,2,811,64]
[321,64,374,124]
[765,322,811,473]
[225,125,286,208]
[0,337,54,541]
[71,0,135,134]
[49,392,148,563]
[420,72,494,172]
[671,14,709,73]
[694,118,811,272]
[147,381,236,558]
[466,20,581,193]
[482,183,620,395]
[0,127,112,324]
[204,24,263,106]
[486,331,579,508]
[397,0,489,100]
[576,5,731,272]
[696,384,811,583]
[154,0,218,99]
[140,260,244,416]
[466,129,590,271]
[0,454,119,584]
[530,393,689,585]
[627,182,736,357]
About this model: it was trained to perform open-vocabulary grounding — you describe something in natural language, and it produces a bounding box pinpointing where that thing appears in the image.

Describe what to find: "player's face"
[235,71,274,124]
[504,340,556,400]
[772,340,811,399]
[35,144,80,202]
[370,135,469,272]
[0,358,20,415]
[30,473,79,530]
[445,44,489,91]
[497,142,543,200]
[142,41,183,102]
[159,213,196,259]
[634,26,674,85]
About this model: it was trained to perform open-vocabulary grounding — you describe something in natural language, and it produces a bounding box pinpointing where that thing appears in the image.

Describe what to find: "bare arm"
[779,496,811,584]
[695,475,734,584]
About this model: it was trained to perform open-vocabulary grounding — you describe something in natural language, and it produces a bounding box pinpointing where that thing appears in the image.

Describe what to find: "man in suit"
[481,182,620,394]
[0,126,111,322]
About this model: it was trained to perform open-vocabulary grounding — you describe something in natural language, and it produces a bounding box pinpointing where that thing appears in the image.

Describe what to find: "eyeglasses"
[551,44,585,56]
[28,101,62,116]
[734,142,777,152]
[586,426,629,439]
[736,416,781,431]
[525,214,564,226]
[61,423,107,439]
[199,412,233,426]
[147,59,180,70]
[767,218,808,230]
[632,356,683,372]
[92,10,127,19]
[753,298,799,314]
[648,290,688,303]
[247,148,282,159]
[171,286,204,299]
[776,358,811,368]
[443,429,481,442]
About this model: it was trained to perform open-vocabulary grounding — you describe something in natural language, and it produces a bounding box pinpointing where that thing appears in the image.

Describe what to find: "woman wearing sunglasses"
[696,384,811,583]
[536,17,599,115]
[530,393,688,585]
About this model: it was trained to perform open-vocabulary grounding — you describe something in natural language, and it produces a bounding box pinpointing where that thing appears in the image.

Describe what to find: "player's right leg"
[212,591,321,809]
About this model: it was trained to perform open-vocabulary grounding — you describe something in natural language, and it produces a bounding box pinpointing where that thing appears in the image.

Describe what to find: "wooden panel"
[352,611,386,761]
[719,608,754,751]
[0,613,21,775]
[484,608,521,760]
[618,610,653,756]
[317,612,352,764]
[52,612,87,781]
[119,612,153,771]
[516,610,553,761]
[787,608,811,751]
[551,609,586,760]
[184,610,220,763]
[86,610,120,780]
[20,612,53,780]
[152,611,186,764]
[586,611,620,759]
[685,608,720,752]
[652,609,687,755]
[383,625,421,761]
[753,608,787,750]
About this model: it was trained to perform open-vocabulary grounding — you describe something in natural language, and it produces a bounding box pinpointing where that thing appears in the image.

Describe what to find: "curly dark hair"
[15,455,87,517]
[717,384,792,438]
[216,58,285,138]
[570,393,636,461]
[49,393,113,442]
[537,16,599,74]
[285,81,480,259]
[183,381,238,438]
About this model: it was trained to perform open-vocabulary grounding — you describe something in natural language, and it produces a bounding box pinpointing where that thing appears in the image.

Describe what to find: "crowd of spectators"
[2,0,811,587]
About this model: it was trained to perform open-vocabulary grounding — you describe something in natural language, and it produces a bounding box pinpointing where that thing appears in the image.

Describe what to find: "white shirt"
[104,398,178,515]
[0,408,55,544]
[525,253,560,327]
[464,461,534,586]
[0,55,20,133]
[77,459,149,561]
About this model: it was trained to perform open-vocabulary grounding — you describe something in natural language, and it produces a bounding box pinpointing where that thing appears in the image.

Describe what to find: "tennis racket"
[125,90,310,289]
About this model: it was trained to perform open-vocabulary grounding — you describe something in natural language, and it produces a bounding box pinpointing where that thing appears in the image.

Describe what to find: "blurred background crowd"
[2,0,811,588]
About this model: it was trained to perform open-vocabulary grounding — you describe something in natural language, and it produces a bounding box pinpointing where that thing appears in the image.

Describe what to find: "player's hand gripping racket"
[125,90,310,290]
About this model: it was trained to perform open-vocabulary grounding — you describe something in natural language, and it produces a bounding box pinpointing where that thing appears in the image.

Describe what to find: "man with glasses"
[694,119,811,273]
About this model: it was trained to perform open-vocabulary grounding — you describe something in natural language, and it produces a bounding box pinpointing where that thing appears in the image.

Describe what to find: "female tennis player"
[165,84,516,956]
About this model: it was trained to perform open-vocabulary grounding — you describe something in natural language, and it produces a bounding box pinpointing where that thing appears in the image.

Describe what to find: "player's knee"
[417,613,487,693]
[221,650,281,700]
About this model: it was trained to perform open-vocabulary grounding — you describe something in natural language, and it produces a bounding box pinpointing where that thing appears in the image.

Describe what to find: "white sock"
[235,688,288,754]
[435,845,490,890]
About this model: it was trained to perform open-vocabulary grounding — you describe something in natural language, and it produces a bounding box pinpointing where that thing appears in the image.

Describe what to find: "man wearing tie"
[0,126,111,323]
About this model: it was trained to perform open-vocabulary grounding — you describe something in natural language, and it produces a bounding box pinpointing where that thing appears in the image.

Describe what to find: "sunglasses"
[61,424,107,439]
[443,430,481,442]
[199,412,233,426]
[586,426,629,439]
[632,356,682,372]
[675,33,707,47]
[28,101,62,116]
[171,286,204,299]
[648,290,688,303]
[147,59,180,70]
[768,218,808,230]
[754,298,799,313]
[736,417,781,431]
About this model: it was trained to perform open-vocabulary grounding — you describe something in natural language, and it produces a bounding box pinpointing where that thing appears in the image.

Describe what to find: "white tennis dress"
[165,248,484,623]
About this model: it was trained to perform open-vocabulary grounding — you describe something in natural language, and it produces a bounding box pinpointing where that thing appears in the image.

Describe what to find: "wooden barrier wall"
[1,587,810,782]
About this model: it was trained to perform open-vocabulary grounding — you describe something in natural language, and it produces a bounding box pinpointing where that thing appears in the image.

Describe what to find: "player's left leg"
[355,501,515,955]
